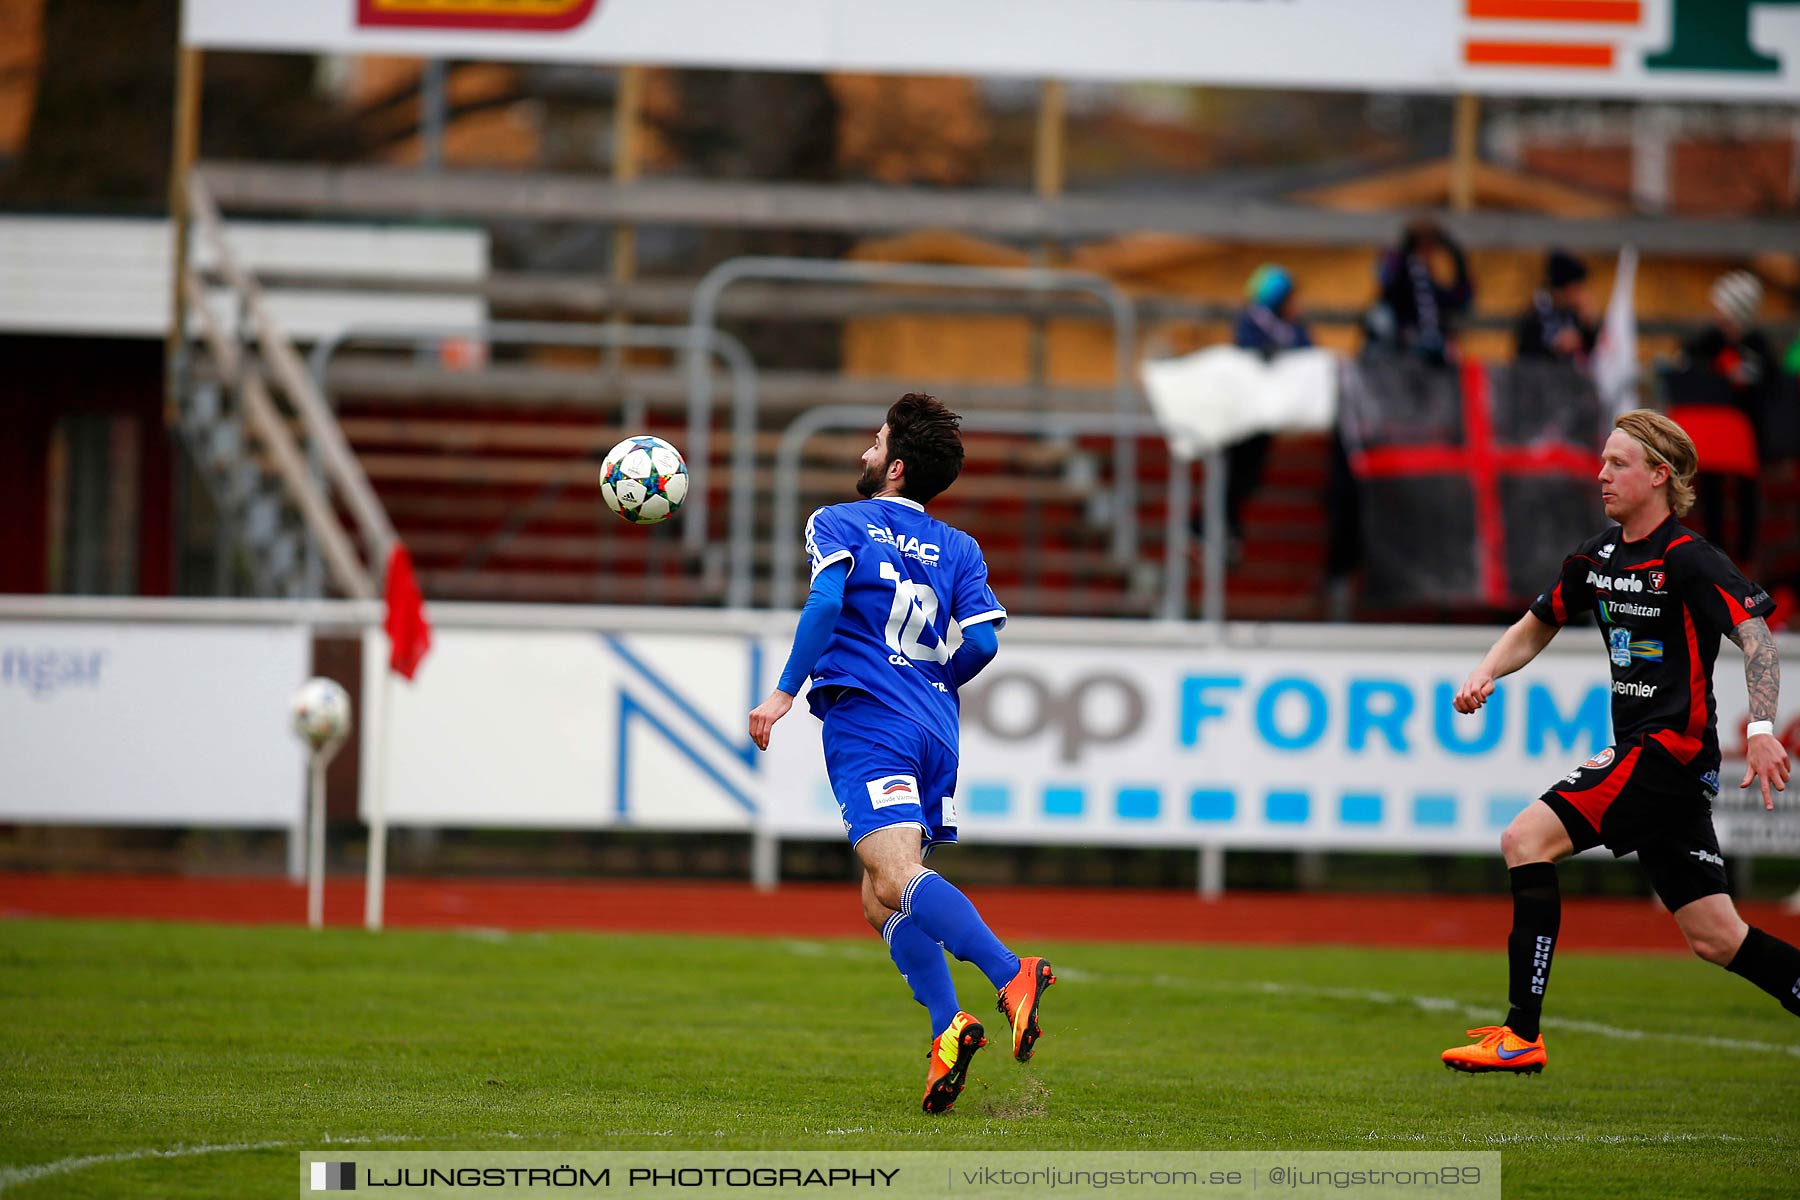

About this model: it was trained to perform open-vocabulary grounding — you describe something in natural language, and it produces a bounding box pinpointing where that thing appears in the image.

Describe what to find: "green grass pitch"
[2,919,1797,1199]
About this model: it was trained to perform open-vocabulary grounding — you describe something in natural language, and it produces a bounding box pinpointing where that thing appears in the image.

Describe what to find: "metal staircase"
[175,174,391,601]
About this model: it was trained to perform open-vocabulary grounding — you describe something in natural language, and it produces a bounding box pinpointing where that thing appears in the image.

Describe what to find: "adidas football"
[600,435,689,525]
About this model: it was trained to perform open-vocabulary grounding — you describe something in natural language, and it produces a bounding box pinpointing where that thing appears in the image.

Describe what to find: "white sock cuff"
[880,911,906,946]
[899,869,939,916]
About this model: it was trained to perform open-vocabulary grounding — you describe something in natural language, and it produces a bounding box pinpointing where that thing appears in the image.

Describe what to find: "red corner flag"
[383,541,432,680]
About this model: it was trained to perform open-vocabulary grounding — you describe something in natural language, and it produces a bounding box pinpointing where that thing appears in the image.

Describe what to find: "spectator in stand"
[1514,249,1598,369]
[1329,221,1475,618]
[1363,217,1476,365]
[1212,264,1313,562]
[1665,270,1783,565]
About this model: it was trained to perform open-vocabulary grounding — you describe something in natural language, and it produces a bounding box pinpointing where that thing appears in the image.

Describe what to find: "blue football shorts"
[818,690,960,852]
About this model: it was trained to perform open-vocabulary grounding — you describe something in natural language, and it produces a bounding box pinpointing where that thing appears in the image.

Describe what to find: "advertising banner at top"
[183,0,1800,102]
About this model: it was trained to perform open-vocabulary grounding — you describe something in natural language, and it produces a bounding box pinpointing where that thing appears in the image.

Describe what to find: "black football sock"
[1503,862,1561,1041]
[1726,926,1800,1018]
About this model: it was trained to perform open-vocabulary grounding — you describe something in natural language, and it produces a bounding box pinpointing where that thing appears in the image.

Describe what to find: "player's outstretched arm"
[1727,616,1789,811]
[1454,611,1559,714]
[948,621,999,688]
[749,559,849,751]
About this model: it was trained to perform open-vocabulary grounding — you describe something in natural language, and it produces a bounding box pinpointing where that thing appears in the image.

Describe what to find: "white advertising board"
[184,0,1800,102]
[365,618,1800,857]
[362,627,766,829]
[0,621,310,826]
[0,218,486,342]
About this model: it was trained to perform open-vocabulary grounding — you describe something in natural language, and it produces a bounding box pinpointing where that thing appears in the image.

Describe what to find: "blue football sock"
[881,912,960,1035]
[899,869,1021,991]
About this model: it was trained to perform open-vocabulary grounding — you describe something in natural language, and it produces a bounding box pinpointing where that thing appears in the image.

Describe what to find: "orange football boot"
[921,1012,986,1114]
[995,956,1056,1062]
[1441,1025,1547,1075]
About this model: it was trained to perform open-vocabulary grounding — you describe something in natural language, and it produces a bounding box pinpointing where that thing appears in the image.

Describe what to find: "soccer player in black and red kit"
[1442,409,1800,1074]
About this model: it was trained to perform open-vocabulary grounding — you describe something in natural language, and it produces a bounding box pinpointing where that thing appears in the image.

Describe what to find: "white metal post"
[1198,844,1225,900]
[307,755,327,929]
[365,666,394,931]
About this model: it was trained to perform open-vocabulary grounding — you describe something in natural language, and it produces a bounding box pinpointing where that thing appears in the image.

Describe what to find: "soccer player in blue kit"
[748,393,1056,1115]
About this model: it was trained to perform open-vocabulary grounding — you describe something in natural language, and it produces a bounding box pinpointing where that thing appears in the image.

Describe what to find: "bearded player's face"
[857,423,892,498]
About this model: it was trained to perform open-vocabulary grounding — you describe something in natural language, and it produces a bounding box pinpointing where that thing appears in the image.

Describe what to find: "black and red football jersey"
[1529,513,1775,781]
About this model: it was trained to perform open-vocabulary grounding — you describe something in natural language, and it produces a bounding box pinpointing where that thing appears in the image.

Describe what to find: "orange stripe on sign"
[1465,41,1615,68]
[1467,1,1641,23]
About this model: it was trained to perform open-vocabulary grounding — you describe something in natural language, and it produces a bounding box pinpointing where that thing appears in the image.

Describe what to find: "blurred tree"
[3,0,364,208]
[830,75,990,185]
[646,69,847,367]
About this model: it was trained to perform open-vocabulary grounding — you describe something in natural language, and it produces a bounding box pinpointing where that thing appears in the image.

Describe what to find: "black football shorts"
[1538,738,1729,912]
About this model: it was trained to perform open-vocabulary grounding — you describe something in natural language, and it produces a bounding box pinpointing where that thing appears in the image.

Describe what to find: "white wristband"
[1746,720,1775,739]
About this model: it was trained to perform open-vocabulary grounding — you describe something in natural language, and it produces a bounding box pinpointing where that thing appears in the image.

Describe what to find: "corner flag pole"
[365,658,393,932]
[368,541,430,932]
[307,751,328,929]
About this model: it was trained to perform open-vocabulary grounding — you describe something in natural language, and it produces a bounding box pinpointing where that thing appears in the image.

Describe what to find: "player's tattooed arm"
[1727,617,1781,725]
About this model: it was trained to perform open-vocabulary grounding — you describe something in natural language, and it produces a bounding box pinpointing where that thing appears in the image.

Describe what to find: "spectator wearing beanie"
[1667,269,1784,564]
[1203,265,1315,563]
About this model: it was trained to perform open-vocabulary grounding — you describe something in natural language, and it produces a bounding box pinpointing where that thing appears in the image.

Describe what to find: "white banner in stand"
[0,621,309,826]
[183,1,1800,103]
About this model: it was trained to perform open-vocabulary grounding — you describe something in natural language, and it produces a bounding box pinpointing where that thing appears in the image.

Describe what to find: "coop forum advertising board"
[363,622,1800,858]
[183,1,1800,103]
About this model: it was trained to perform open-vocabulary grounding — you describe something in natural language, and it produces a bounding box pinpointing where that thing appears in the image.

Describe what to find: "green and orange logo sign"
[357,0,600,33]
[1461,0,1794,75]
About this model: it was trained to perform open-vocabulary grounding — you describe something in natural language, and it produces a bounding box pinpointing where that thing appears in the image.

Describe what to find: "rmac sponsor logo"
[1586,569,1643,593]
[866,774,918,810]
[1,648,106,700]
[964,668,1612,763]
[865,525,940,565]
[1746,590,1770,609]
[356,0,600,33]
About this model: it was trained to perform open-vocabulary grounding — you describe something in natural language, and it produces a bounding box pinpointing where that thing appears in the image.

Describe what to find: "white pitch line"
[1238,978,1800,1060]
[0,1140,292,1193]
[0,1134,422,1195]
[789,948,1800,1061]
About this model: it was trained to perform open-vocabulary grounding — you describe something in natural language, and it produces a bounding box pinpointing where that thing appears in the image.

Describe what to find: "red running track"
[3,873,1798,953]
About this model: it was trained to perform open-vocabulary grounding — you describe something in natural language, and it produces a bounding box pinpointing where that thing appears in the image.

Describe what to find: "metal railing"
[186,175,391,599]
[769,406,1194,621]
[687,258,1145,579]
[307,320,757,591]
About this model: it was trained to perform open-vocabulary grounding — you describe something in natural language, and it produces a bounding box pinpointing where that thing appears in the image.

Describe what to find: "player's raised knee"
[868,873,909,913]
[1687,933,1739,966]
[1498,820,1540,867]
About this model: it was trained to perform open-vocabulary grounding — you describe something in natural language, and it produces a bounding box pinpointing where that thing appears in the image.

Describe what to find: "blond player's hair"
[1614,409,1698,517]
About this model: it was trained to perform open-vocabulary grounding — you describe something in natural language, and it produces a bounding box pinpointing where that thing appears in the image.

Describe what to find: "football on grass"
[600,435,689,525]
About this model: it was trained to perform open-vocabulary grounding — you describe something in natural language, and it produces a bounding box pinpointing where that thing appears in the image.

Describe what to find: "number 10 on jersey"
[881,562,951,664]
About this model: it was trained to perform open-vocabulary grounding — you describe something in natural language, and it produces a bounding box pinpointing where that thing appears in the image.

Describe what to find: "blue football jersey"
[802,496,1006,752]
